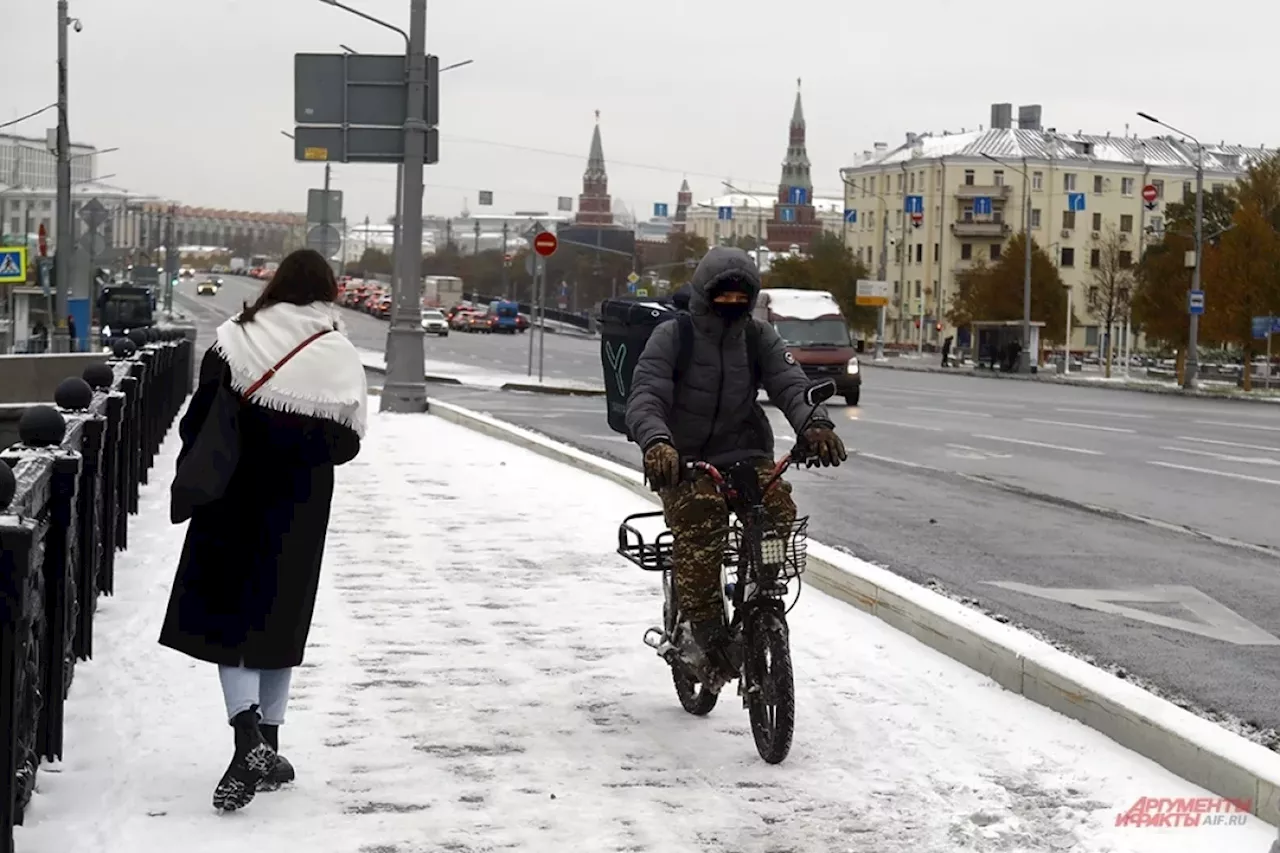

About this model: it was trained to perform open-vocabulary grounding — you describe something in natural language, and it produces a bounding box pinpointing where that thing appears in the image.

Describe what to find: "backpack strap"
[745,319,763,389]
[672,313,694,385]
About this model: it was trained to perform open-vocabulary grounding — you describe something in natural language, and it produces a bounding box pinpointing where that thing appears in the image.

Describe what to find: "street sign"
[1067,192,1086,212]
[1188,289,1205,315]
[306,224,342,257]
[911,211,924,227]
[654,202,668,218]
[36,257,51,296]
[293,126,439,165]
[855,278,890,307]
[79,197,109,230]
[626,272,640,285]
[307,189,343,224]
[0,246,26,283]
[973,196,992,217]
[635,288,649,297]
[1251,316,1280,339]
[533,231,558,257]
[780,207,796,223]
[557,196,573,212]
[717,206,733,221]
[843,208,857,224]
[479,190,493,206]
[295,52,439,127]
[904,195,924,214]
[78,230,106,257]
[1142,184,1159,204]
[788,186,808,205]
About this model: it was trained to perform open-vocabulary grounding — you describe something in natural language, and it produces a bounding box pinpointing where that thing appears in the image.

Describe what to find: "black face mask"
[710,300,751,321]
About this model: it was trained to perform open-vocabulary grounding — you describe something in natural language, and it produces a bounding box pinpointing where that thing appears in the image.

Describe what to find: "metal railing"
[0,329,191,853]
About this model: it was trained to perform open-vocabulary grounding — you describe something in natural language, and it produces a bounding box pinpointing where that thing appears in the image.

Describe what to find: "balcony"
[954,184,1013,200]
[951,220,1011,238]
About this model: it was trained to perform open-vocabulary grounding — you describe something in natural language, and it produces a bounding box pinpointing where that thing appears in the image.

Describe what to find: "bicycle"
[617,379,837,764]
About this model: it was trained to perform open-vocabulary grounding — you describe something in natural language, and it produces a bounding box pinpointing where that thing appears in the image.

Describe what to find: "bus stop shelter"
[971,320,1045,371]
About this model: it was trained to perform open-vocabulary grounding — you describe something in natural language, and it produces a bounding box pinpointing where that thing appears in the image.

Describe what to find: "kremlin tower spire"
[576,110,615,227]
[767,78,822,251]
[673,177,691,232]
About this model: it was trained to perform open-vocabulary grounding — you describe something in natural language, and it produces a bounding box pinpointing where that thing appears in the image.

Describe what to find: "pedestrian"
[66,314,77,353]
[941,335,953,368]
[159,248,367,813]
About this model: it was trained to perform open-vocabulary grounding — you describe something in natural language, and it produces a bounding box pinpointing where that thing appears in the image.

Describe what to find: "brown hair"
[235,248,339,323]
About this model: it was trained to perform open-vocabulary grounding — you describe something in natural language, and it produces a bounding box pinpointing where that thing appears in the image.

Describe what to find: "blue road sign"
[1068,192,1086,212]
[973,196,993,216]
[36,257,52,296]
[654,202,668,218]
[904,195,924,214]
[1252,316,1280,339]
[1188,289,1205,315]
[780,207,796,223]
[843,208,857,224]
[0,246,26,284]
[788,186,808,205]
[717,206,733,221]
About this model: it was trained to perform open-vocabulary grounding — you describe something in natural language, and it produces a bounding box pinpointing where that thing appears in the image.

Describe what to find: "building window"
[1118,250,1133,267]
[914,281,922,298]
[962,205,974,223]
[964,169,975,186]
[1152,179,1164,198]
[1032,171,1044,191]
[1064,173,1077,192]
[868,211,875,230]
[8,217,18,235]
[1090,248,1101,268]
[869,177,876,195]
[993,170,1005,186]
[991,244,1002,261]
[1061,247,1075,267]
[961,243,972,260]
[1120,214,1134,233]
[40,200,52,211]
[915,244,923,263]
[934,243,940,262]
[1063,210,1076,230]
[1182,181,1192,200]
[1031,209,1041,228]
[893,281,900,295]
[908,172,915,192]
[1149,215,1164,235]
[1093,175,1104,194]
[1092,212,1102,231]
[1121,177,1135,196]
[1088,285,1099,305]
[897,173,904,192]
[1085,326,1099,347]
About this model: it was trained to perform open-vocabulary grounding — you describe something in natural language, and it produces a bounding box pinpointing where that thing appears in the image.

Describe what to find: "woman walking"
[160,249,367,812]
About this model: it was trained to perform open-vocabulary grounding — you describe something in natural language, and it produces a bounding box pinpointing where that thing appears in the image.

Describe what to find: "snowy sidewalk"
[360,350,606,394]
[13,403,1276,853]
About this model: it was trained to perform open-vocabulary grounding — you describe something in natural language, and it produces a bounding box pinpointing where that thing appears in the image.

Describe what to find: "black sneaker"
[257,724,295,792]
[212,708,277,812]
[690,619,738,682]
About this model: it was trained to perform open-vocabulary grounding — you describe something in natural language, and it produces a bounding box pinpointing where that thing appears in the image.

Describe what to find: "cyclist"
[625,246,846,687]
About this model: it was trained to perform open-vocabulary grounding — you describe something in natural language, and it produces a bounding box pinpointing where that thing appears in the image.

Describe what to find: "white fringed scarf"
[212,302,368,438]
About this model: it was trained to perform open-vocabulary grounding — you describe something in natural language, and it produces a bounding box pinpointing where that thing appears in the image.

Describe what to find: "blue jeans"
[218,665,293,726]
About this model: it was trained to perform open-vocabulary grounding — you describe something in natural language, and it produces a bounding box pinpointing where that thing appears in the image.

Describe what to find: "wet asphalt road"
[173,274,1280,733]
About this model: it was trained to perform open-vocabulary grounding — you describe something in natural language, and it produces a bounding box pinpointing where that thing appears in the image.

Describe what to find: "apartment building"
[840,104,1269,351]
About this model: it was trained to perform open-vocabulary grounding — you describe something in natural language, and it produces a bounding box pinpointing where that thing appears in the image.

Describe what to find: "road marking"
[1023,418,1136,434]
[1055,407,1153,420]
[907,406,993,418]
[971,434,1104,456]
[1148,460,1280,486]
[984,583,1280,646]
[1176,435,1280,454]
[945,443,1012,459]
[854,418,944,432]
[1195,420,1280,433]
[1159,446,1280,466]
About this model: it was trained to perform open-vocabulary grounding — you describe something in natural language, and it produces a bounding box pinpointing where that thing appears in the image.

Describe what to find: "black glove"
[801,425,846,467]
[643,440,680,490]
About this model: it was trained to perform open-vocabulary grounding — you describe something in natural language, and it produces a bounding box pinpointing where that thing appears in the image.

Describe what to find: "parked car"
[421,308,449,336]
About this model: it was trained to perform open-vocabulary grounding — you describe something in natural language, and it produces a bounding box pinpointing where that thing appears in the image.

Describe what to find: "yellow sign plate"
[0,246,27,284]
[855,295,889,307]
[303,147,328,161]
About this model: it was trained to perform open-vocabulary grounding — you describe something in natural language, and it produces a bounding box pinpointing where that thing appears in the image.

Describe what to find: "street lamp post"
[54,1,82,350]
[1138,111,1202,389]
[983,152,1034,373]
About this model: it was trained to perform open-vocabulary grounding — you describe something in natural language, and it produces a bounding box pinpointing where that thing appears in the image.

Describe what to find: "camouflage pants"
[659,460,796,624]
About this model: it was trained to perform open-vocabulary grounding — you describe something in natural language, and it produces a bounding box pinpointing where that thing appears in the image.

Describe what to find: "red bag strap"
[242,328,335,400]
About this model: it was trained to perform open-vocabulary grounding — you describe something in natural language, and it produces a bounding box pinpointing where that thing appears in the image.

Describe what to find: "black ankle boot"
[257,724,295,792]
[212,707,277,812]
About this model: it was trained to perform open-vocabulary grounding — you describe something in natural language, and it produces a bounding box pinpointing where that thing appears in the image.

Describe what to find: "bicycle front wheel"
[743,608,794,764]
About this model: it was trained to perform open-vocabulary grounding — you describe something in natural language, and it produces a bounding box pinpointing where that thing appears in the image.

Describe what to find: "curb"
[426,396,1280,827]
[863,361,1280,405]
[499,382,606,397]
[361,363,466,386]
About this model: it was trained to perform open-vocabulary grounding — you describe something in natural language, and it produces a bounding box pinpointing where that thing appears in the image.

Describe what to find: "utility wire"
[0,103,57,131]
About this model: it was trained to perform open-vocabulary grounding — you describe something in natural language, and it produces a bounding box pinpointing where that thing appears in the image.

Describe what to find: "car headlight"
[847,357,860,375]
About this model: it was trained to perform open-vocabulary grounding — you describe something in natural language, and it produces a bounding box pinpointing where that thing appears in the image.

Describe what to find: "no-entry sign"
[1142,184,1158,203]
[533,231,558,257]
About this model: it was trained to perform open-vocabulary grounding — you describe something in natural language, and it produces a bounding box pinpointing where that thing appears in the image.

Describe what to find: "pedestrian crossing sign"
[0,247,27,284]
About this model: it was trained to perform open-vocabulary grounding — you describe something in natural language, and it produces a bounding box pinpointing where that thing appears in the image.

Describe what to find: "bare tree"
[1088,225,1136,378]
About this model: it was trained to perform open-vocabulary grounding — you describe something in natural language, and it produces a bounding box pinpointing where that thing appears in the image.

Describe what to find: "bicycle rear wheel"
[664,574,718,716]
[743,608,794,763]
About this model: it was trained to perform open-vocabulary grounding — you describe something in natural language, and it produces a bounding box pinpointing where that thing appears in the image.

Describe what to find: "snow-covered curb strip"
[427,395,1280,828]
[360,350,605,396]
[864,361,1280,404]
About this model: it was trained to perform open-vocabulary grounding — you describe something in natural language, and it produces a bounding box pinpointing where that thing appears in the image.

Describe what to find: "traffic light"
[935,322,943,332]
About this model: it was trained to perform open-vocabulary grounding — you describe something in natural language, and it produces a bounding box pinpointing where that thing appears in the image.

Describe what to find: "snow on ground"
[360,349,605,393]
[13,403,1277,853]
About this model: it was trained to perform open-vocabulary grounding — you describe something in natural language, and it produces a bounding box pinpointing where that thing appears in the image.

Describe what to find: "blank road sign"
[307,224,342,257]
[294,53,439,129]
[293,126,439,164]
[307,189,343,224]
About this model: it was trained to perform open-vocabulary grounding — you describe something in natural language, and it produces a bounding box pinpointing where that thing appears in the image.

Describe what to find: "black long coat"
[159,349,361,669]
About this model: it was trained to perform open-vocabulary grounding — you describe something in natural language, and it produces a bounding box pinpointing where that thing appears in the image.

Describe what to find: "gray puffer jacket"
[625,247,832,464]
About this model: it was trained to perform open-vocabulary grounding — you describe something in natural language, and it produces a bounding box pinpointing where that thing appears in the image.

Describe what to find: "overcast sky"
[5,0,1277,224]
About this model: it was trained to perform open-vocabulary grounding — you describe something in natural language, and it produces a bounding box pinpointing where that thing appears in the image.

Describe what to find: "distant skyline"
[4,0,1278,226]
